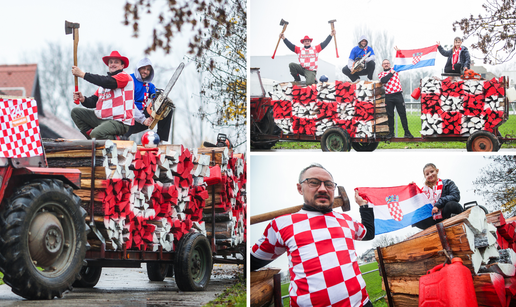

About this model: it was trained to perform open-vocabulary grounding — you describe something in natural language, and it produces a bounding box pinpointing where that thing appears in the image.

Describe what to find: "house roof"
[0,64,38,97]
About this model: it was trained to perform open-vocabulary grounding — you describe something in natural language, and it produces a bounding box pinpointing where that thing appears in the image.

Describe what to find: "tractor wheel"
[146,262,170,281]
[0,179,87,300]
[321,127,351,152]
[174,233,213,291]
[73,266,102,288]
[351,141,379,152]
[466,131,500,152]
[251,140,278,150]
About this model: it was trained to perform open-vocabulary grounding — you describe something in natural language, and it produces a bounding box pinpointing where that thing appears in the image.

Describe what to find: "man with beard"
[378,58,413,139]
[342,35,376,82]
[251,163,375,307]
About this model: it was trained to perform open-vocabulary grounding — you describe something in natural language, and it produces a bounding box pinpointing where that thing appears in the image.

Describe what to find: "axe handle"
[251,197,346,225]
[272,24,288,59]
[330,23,339,58]
[73,28,80,104]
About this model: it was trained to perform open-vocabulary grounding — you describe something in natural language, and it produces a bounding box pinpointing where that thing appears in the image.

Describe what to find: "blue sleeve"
[349,47,358,60]
[149,83,156,95]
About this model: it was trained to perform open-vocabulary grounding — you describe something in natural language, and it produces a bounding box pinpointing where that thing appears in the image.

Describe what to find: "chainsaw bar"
[162,62,185,99]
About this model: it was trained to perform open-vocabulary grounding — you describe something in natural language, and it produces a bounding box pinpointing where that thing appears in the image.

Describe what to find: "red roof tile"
[0,64,38,97]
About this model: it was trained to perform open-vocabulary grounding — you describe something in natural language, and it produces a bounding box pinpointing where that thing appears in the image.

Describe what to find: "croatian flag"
[355,183,433,234]
[393,45,438,72]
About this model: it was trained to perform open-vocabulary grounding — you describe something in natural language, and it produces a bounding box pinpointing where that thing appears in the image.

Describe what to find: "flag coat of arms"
[0,98,43,158]
[355,183,433,234]
[393,45,438,72]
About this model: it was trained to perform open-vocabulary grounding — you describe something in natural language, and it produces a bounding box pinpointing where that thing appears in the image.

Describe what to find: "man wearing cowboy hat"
[70,50,139,140]
[279,29,335,85]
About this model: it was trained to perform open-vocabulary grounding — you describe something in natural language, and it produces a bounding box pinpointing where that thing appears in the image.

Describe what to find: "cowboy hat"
[300,36,313,43]
[102,51,129,67]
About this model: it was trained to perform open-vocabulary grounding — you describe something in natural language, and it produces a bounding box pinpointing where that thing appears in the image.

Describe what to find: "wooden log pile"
[268,80,385,138]
[44,140,248,253]
[375,206,516,307]
[419,76,506,136]
[202,148,247,249]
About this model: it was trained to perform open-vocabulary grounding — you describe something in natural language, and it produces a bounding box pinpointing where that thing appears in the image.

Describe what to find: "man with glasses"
[251,163,375,307]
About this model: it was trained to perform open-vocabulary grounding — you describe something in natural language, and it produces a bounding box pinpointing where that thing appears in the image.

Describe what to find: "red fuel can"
[418,257,478,307]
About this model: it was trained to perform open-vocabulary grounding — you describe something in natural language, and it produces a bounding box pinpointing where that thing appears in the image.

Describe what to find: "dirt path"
[0,264,243,306]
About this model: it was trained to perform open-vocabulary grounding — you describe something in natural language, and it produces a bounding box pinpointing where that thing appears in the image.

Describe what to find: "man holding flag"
[251,163,375,307]
[378,57,413,139]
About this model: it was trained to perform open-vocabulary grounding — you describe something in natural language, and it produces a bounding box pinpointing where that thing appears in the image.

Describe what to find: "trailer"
[251,68,516,152]
[0,96,246,300]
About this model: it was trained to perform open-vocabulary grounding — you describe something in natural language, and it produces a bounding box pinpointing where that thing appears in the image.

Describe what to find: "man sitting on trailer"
[70,50,138,140]
[342,35,376,82]
[378,58,413,139]
[123,58,173,144]
[280,30,335,85]
[251,163,375,307]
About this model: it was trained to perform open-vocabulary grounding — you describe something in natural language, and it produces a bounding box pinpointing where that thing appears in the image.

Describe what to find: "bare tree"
[453,0,516,64]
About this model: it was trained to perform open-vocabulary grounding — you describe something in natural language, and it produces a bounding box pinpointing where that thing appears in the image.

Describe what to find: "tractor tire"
[174,233,212,291]
[146,262,170,281]
[73,266,102,288]
[466,131,500,152]
[351,141,379,152]
[321,127,351,152]
[0,179,87,300]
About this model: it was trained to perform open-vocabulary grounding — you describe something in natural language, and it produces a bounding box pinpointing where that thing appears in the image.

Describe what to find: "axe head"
[337,186,350,212]
[279,19,289,26]
[65,20,80,35]
[328,19,337,24]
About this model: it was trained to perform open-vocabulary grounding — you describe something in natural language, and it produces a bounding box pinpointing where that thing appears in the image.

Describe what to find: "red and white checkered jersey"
[378,69,402,94]
[0,98,43,158]
[296,45,323,71]
[94,71,135,125]
[252,209,370,307]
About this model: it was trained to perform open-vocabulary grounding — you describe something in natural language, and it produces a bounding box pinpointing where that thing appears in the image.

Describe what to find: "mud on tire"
[0,179,87,299]
[174,232,212,291]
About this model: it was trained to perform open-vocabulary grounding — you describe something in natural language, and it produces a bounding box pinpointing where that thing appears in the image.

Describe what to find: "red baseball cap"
[102,51,129,67]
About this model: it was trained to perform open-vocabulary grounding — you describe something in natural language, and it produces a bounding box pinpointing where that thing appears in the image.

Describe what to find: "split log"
[42,139,112,152]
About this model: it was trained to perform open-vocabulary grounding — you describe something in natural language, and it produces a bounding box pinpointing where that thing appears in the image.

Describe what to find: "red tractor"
[0,154,88,299]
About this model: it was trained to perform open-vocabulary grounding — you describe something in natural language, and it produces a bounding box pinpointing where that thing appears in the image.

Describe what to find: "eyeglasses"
[300,178,337,190]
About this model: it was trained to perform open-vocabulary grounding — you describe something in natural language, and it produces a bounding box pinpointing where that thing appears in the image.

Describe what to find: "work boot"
[404,131,414,138]
[386,132,395,139]
[293,74,301,82]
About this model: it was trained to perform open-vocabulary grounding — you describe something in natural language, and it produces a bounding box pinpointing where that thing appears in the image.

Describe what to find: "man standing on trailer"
[251,163,375,307]
[279,29,336,85]
[378,58,414,139]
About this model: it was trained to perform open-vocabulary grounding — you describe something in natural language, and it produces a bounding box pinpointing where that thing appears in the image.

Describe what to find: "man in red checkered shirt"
[251,163,375,307]
[378,58,413,139]
[71,50,141,140]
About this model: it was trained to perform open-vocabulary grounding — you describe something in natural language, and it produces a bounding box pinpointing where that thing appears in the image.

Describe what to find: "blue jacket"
[131,58,156,111]
[435,179,461,209]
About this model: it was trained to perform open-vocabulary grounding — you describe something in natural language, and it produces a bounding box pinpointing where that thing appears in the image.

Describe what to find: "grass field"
[0,272,3,285]
[269,112,516,150]
[280,262,386,306]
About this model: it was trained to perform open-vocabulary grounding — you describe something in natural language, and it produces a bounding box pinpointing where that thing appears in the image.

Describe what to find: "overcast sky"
[249,0,507,75]
[249,153,493,272]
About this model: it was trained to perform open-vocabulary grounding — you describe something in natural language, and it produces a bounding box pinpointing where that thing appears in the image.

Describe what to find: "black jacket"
[438,45,471,69]
[434,179,460,209]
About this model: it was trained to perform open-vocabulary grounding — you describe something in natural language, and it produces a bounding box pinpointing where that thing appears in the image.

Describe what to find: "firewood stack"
[269,80,385,138]
[202,147,247,251]
[420,77,506,136]
[375,206,516,307]
[44,140,246,253]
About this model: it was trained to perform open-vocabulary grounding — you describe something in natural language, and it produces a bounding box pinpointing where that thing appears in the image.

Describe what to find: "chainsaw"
[146,62,185,129]
[203,133,233,149]
[351,51,371,75]
[462,68,482,80]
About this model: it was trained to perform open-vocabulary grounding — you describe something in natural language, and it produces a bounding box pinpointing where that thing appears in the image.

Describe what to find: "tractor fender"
[12,167,82,189]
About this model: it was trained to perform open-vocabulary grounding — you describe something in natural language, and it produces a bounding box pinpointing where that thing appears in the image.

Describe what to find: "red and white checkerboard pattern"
[252,210,370,307]
[298,47,320,71]
[378,70,402,94]
[94,72,135,125]
[0,98,43,158]
[387,202,403,221]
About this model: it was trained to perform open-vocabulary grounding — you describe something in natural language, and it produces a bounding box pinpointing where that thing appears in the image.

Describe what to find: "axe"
[65,20,80,104]
[328,19,339,58]
[272,19,289,59]
[250,186,350,225]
